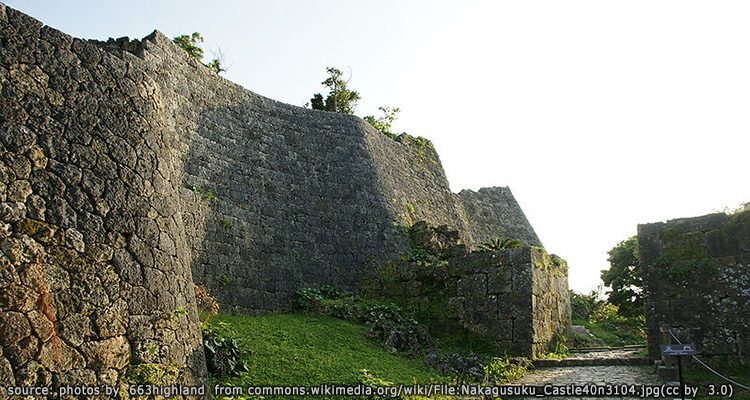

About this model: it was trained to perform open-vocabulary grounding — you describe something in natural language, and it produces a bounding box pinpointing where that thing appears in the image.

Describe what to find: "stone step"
[570,344,647,353]
[532,356,652,368]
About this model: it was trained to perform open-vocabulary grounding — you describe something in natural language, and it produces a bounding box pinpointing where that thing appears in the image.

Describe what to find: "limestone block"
[0,311,31,346]
[80,335,130,370]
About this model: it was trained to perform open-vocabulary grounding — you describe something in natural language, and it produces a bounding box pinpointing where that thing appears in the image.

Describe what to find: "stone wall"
[638,210,750,362]
[0,4,206,395]
[3,8,543,316]
[97,31,475,314]
[366,246,571,357]
[459,187,542,247]
[0,3,558,392]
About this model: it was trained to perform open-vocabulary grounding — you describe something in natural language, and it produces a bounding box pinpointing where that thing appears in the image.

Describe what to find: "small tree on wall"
[307,67,407,140]
[173,32,225,74]
[308,67,361,114]
[364,106,401,139]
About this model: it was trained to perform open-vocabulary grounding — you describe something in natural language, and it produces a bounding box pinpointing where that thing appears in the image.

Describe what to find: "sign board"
[660,344,697,356]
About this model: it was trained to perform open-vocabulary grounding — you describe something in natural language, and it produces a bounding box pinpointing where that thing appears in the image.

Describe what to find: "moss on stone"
[655,224,720,283]
[124,363,180,385]
[14,218,56,239]
[721,208,750,239]
[403,134,437,164]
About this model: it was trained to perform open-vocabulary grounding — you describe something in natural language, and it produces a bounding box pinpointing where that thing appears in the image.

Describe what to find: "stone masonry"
[0,4,206,396]
[0,3,565,393]
[459,186,542,247]
[365,223,570,358]
[638,210,750,363]
[98,33,478,314]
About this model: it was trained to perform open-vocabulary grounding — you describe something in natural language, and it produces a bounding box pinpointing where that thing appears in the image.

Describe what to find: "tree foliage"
[364,106,401,139]
[173,32,224,74]
[173,32,204,60]
[600,236,643,318]
[308,67,360,114]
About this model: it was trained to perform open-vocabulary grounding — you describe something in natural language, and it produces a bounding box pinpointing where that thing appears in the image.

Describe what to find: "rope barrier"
[667,329,750,391]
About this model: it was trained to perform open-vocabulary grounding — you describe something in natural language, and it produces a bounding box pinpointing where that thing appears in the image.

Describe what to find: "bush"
[173,32,225,74]
[291,287,431,356]
[202,327,248,378]
[570,290,601,321]
[292,286,346,312]
[361,303,430,356]
[478,238,524,252]
[570,288,646,347]
[482,357,530,385]
[425,351,483,383]
[425,352,529,385]
[591,302,621,323]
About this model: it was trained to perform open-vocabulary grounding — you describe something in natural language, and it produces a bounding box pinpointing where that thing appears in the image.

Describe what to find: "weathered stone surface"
[0,202,26,224]
[38,337,86,372]
[639,209,750,364]
[0,356,14,386]
[26,310,54,342]
[366,244,570,358]
[93,300,127,338]
[0,237,25,264]
[80,335,130,370]
[4,335,39,366]
[1,3,551,394]
[0,311,31,346]
[63,228,84,253]
[1,5,207,393]
[459,187,542,247]
[0,283,39,311]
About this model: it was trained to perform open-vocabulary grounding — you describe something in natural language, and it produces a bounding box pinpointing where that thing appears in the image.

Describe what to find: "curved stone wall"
[0,3,552,391]
[1,4,205,394]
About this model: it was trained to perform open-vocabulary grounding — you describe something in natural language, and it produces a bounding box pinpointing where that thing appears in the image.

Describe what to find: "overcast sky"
[8,1,749,293]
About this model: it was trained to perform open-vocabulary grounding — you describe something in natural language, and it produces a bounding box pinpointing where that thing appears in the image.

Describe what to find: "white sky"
[8,1,749,293]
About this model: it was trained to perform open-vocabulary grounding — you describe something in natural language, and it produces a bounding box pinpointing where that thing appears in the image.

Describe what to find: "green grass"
[572,319,646,347]
[433,327,508,360]
[208,314,447,388]
[681,363,750,400]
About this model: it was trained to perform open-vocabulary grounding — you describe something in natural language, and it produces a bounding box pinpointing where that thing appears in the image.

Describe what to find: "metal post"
[677,355,685,400]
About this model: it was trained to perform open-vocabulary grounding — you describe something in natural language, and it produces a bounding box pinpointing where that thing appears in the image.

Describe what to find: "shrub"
[124,363,179,385]
[591,302,621,323]
[361,303,430,356]
[173,32,225,74]
[426,351,483,383]
[202,327,248,378]
[482,357,530,384]
[570,290,601,321]
[291,288,431,356]
[478,238,524,251]
[292,286,347,313]
[364,106,401,139]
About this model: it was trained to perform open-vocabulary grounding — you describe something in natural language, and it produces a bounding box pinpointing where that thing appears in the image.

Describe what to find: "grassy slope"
[572,319,646,348]
[209,314,446,388]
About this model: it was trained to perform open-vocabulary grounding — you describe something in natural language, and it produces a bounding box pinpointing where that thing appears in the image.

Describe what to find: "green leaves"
[172,32,225,74]
[172,32,204,60]
[478,238,524,251]
[202,327,248,378]
[309,67,361,114]
[364,106,401,139]
[600,236,643,318]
